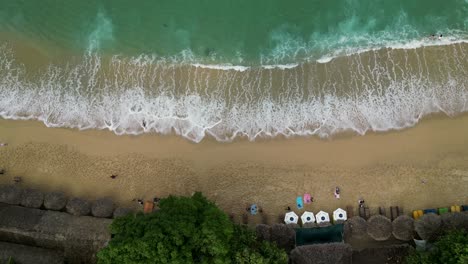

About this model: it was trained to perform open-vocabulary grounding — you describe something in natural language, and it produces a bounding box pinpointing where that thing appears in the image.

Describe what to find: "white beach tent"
[284,211,299,224]
[333,208,347,222]
[316,211,330,224]
[301,211,315,225]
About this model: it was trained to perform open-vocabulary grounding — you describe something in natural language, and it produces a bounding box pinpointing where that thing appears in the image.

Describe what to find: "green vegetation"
[405,230,468,264]
[97,192,287,264]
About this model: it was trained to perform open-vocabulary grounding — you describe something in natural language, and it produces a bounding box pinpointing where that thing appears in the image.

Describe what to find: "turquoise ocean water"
[0,0,467,142]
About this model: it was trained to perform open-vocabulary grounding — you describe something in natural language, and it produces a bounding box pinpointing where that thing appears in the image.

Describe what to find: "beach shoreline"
[1,115,468,224]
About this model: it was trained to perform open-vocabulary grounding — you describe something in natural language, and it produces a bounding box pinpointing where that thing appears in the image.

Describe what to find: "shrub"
[97,192,287,264]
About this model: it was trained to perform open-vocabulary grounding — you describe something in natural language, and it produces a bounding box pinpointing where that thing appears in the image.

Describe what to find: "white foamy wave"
[0,44,467,143]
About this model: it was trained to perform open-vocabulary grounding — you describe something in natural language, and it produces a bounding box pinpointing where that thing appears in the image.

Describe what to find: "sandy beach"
[1,115,468,224]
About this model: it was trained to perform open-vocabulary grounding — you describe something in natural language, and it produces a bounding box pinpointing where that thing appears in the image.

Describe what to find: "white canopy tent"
[301,211,316,225]
[316,210,330,224]
[333,208,347,222]
[284,211,299,224]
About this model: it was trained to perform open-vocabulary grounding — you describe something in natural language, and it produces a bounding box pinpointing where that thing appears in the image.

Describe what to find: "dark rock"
[0,184,23,205]
[21,188,44,208]
[256,224,271,241]
[392,215,414,241]
[44,192,67,211]
[270,224,296,253]
[0,241,64,264]
[113,207,133,218]
[66,197,91,216]
[91,198,115,218]
[290,243,353,264]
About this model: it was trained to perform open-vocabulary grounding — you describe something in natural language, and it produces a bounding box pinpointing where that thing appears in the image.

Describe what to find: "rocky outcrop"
[44,192,67,211]
[290,243,353,264]
[0,185,23,205]
[113,207,133,218]
[92,198,115,218]
[0,241,64,264]
[270,224,296,253]
[66,197,91,216]
[21,188,44,209]
[0,203,112,264]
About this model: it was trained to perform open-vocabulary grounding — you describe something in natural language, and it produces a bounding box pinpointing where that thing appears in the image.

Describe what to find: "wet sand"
[1,115,468,224]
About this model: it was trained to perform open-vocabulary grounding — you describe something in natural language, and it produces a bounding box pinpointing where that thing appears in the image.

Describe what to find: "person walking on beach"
[334,186,340,199]
[0,143,7,147]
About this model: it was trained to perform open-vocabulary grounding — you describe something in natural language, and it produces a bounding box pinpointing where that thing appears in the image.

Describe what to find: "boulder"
[44,192,67,211]
[113,207,133,218]
[290,243,353,264]
[415,213,442,241]
[21,188,44,208]
[270,224,296,253]
[91,198,115,218]
[0,184,23,205]
[66,197,91,216]
[255,224,271,241]
[367,215,392,241]
[343,216,367,240]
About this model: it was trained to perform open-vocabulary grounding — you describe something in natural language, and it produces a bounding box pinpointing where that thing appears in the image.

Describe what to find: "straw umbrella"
[367,215,392,241]
[284,211,299,224]
[392,215,414,241]
[414,213,441,241]
[441,212,468,231]
[344,216,368,239]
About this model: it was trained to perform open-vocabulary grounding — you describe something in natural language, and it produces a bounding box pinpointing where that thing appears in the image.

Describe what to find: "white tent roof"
[333,208,347,221]
[301,211,315,224]
[316,210,330,224]
[284,211,299,224]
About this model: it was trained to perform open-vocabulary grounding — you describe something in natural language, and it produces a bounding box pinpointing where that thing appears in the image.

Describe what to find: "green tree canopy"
[97,192,287,264]
[405,229,468,264]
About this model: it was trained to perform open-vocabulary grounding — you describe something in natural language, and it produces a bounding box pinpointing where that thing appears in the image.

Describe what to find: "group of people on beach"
[429,34,443,40]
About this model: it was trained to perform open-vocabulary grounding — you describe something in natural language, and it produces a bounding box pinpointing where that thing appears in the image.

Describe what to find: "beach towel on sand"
[296,196,304,209]
[304,194,311,204]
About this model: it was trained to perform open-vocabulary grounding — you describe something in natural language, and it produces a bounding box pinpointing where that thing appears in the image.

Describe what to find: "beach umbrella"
[316,211,330,224]
[392,215,414,241]
[301,211,315,225]
[250,204,258,215]
[284,211,299,224]
[333,208,347,222]
[414,213,442,241]
[367,215,392,241]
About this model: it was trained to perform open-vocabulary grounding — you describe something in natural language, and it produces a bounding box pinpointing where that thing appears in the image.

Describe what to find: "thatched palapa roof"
[367,215,392,241]
[414,213,441,241]
[392,215,414,241]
